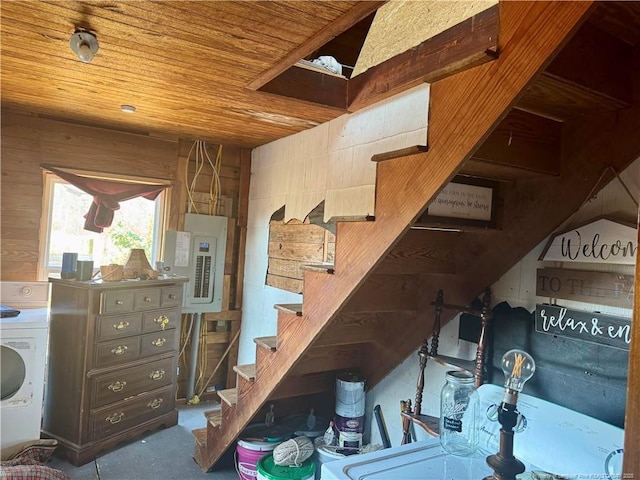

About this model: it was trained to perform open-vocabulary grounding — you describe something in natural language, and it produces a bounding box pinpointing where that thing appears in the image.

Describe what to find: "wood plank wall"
[0,109,250,397]
[0,111,180,280]
[266,219,335,294]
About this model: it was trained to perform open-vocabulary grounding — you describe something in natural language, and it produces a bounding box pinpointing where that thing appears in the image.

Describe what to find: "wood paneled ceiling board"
[3,1,635,151]
[0,1,372,148]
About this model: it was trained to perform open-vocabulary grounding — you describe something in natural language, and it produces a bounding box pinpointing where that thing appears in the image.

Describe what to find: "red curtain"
[43,165,169,233]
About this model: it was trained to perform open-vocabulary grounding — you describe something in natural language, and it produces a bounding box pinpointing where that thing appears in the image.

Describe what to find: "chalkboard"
[485,302,628,428]
[535,304,631,350]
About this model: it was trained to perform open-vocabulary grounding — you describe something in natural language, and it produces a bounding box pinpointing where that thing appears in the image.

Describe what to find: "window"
[39,171,168,280]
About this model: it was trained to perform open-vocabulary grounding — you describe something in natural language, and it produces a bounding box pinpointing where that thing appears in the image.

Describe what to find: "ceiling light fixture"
[120,105,136,114]
[69,30,99,63]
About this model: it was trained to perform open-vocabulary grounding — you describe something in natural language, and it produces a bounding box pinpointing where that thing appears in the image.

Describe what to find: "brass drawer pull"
[154,315,169,330]
[149,369,165,381]
[106,412,124,424]
[108,380,127,392]
[147,398,163,410]
[115,300,124,306]
[113,321,130,331]
[144,296,152,302]
[152,338,166,347]
[168,294,176,299]
[111,345,128,356]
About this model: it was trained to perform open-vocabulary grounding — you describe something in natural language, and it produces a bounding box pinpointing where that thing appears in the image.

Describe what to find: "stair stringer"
[194,1,594,471]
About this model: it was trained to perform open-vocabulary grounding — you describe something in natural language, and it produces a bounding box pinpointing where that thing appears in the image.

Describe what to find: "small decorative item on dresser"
[123,249,153,279]
[100,264,123,282]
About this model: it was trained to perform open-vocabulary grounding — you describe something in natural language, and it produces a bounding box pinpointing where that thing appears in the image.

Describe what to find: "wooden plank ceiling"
[0,1,378,148]
[2,1,639,149]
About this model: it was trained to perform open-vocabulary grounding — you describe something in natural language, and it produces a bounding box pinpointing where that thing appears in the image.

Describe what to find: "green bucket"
[257,453,316,480]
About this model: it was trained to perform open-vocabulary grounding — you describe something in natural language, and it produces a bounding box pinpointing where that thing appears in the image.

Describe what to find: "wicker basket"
[100,264,123,282]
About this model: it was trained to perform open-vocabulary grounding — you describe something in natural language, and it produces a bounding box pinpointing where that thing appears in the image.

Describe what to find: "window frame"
[38,169,170,281]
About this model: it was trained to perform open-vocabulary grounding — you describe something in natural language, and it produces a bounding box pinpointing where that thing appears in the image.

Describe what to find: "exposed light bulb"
[77,42,94,63]
[501,349,535,405]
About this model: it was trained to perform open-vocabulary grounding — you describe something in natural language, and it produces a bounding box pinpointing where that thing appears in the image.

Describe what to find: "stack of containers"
[334,372,366,449]
[237,439,281,480]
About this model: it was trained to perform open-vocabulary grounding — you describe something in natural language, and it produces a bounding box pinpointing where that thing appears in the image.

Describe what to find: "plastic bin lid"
[238,439,280,452]
[257,454,316,479]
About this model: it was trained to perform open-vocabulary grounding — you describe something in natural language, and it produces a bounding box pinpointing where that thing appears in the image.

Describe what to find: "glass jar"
[439,370,479,456]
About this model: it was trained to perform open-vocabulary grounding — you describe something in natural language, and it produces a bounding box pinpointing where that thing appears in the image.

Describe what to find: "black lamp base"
[483,452,525,480]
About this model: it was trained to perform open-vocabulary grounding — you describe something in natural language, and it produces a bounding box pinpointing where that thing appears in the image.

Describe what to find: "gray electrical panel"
[163,214,227,313]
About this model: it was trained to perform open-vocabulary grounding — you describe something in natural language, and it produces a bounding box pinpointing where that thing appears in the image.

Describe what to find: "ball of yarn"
[273,436,314,467]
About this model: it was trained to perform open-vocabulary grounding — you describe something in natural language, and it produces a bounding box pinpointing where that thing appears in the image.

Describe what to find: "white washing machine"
[0,282,50,454]
[322,384,624,479]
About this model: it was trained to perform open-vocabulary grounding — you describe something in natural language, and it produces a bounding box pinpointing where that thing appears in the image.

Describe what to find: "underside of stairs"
[193,2,640,471]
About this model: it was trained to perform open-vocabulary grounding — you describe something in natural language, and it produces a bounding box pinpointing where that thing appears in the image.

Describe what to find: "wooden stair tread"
[429,354,475,373]
[217,388,238,407]
[274,303,303,315]
[371,145,429,163]
[233,364,256,381]
[204,409,222,427]
[301,263,335,274]
[192,427,208,447]
[254,336,278,351]
[401,411,440,437]
[327,214,375,223]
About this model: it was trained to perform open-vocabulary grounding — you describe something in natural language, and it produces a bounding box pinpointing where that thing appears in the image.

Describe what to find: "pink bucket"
[237,439,279,480]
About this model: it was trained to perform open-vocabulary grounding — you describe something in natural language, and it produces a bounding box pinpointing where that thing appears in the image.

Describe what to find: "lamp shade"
[123,249,152,279]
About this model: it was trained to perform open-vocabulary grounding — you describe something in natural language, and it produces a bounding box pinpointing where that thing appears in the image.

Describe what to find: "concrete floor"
[48,401,239,480]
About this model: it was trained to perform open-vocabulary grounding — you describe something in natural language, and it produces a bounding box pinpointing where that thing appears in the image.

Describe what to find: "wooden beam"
[625,218,640,475]
[348,5,498,111]
[247,1,385,90]
[259,66,348,110]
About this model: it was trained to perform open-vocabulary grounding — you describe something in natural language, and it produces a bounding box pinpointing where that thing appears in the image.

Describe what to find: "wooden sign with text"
[417,175,499,229]
[535,304,631,350]
[539,217,637,265]
[536,267,634,309]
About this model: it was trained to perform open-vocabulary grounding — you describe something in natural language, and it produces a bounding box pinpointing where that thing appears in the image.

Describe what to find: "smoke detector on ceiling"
[69,30,99,63]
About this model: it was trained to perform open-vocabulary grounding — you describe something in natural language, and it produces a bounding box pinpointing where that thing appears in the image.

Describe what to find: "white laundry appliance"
[322,383,624,479]
[0,282,50,454]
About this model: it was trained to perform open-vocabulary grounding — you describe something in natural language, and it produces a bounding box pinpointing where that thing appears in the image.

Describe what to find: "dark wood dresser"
[43,277,187,465]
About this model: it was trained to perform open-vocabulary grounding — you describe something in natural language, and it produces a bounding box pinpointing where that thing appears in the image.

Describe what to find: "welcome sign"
[539,217,637,265]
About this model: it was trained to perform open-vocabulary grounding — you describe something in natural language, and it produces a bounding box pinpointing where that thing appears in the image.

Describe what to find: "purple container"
[334,414,365,434]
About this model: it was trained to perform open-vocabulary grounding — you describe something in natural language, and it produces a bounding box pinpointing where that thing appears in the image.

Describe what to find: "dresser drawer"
[100,290,134,315]
[91,357,175,408]
[94,336,141,368]
[161,286,182,307]
[133,288,161,311]
[142,308,180,333]
[89,385,174,441]
[96,313,143,341]
[140,329,178,358]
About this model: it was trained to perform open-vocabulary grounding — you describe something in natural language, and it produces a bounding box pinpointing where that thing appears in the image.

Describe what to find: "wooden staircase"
[193,2,640,471]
